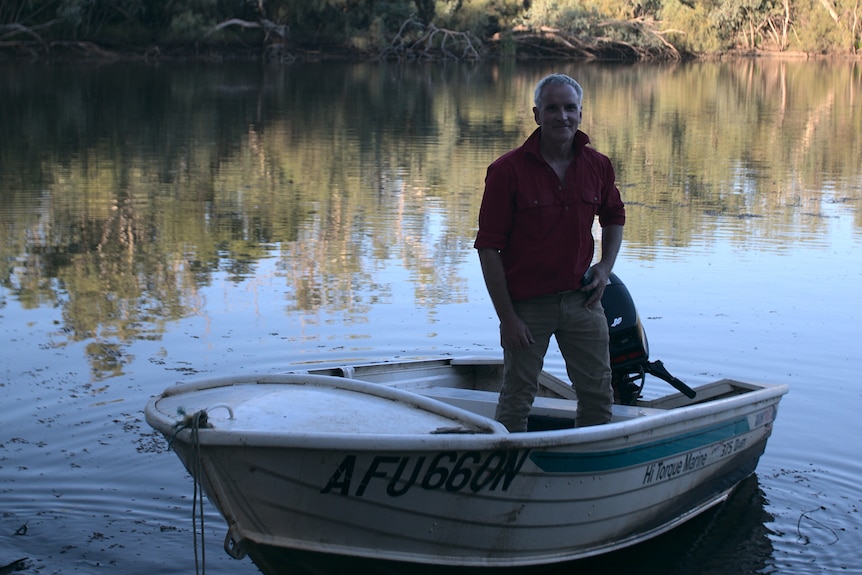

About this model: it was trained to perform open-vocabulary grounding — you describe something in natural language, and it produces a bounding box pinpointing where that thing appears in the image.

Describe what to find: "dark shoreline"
[3,39,859,64]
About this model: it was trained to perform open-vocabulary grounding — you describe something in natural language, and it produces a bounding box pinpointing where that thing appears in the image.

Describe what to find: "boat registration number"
[321,449,531,497]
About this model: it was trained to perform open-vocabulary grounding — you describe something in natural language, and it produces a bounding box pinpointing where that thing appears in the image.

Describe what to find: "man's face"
[533,83,582,145]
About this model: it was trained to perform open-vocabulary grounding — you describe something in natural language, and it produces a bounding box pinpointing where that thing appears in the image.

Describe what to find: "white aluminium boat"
[145,355,787,568]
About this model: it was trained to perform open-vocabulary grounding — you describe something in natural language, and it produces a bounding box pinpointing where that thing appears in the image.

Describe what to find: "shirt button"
[593,196,598,201]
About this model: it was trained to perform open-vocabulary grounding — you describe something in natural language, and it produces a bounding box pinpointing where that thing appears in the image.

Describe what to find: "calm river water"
[1,59,860,575]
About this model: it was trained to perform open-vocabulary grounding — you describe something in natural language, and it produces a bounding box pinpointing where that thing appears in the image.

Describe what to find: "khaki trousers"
[495,290,613,432]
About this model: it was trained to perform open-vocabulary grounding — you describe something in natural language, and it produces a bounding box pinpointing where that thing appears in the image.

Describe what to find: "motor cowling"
[600,273,695,405]
[601,273,649,373]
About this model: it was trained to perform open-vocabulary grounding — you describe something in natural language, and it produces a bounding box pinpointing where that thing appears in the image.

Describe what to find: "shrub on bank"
[0,0,859,60]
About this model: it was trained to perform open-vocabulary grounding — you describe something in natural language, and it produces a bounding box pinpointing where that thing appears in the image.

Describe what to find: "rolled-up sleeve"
[595,153,626,227]
[474,160,515,251]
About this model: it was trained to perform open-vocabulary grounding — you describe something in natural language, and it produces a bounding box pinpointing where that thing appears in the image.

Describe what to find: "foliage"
[791,0,858,52]
[0,0,860,57]
[525,0,598,31]
[436,0,524,36]
[660,0,727,53]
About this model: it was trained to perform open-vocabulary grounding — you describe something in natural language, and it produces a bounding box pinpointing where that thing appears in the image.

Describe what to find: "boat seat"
[417,387,499,419]
[418,387,659,423]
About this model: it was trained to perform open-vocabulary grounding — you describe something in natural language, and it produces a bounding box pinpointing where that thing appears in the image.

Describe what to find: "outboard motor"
[601,274,696,405]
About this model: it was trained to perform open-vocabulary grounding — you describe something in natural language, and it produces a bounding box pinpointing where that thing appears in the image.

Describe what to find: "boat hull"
[147,363,785,567]
[172,436,769,566]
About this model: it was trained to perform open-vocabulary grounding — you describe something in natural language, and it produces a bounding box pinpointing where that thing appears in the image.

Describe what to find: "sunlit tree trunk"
[852,0,861,50]
[817,0,840,22]
[763,0,791,50]
[781,0,791,47]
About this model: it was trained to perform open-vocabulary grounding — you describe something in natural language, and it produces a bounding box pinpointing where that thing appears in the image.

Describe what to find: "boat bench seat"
[418,387,659,423]
[417,387,500,419]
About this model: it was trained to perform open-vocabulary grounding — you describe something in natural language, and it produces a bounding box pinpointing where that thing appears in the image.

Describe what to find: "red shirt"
[474,128,625,301]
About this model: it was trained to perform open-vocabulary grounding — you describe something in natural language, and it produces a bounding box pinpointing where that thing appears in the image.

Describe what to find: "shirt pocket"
[576,162,604,212]
[579,182,602,211]
[515,195,563,240]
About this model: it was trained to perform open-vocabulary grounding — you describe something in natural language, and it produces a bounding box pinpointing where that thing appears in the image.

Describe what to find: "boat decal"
[320,449,531,497]
[529,417,752,474]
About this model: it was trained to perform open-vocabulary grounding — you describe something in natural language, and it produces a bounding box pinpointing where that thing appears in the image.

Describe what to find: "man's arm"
[478,248,535,349]
[582,224,623,308]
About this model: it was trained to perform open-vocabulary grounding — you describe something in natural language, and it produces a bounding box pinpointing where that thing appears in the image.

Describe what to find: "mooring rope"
[169,408,212,575]
[191,409,207,575]
[167,404,236,574]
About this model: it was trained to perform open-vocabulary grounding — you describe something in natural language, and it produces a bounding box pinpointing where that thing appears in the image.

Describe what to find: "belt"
[524,289,583,301]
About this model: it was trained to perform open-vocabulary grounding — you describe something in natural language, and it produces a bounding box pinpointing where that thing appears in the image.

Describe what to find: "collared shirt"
[474,128,626,301]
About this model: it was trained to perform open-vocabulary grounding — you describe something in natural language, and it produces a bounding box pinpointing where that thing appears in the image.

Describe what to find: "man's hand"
[581,262,612,308]
[500,316,535,350]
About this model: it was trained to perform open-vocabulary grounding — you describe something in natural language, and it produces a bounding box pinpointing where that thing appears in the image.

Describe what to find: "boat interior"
[296,357,763,432]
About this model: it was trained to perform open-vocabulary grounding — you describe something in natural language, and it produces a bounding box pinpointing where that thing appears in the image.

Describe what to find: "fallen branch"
[502,21,683,61]
[505,27,597,59]
[596,18,682,60]
[33,40,120,58]
[379,16,483,61]
[210,18,288,43]
[0,19,61,43]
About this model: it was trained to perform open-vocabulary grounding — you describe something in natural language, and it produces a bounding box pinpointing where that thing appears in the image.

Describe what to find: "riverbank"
[3,39,859,65]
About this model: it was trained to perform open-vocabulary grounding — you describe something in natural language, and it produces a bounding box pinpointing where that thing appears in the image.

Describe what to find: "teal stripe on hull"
[530,418,751,473]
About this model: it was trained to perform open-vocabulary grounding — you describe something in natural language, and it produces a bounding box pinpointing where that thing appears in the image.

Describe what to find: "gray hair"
[533,74,584,108]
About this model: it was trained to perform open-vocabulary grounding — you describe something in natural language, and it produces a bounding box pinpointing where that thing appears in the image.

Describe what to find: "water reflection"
[2,60,859,379]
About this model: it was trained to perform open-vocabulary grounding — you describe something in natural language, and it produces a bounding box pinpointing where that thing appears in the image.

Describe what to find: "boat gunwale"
[146,369,787,451]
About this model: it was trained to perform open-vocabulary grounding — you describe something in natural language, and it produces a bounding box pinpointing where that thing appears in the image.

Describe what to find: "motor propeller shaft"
[645,360,697,398]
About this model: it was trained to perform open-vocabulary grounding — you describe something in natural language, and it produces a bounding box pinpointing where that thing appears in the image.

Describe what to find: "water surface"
[1,59,860,574]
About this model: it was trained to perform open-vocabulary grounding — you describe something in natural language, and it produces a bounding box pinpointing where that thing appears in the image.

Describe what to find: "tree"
[415,0,436,23]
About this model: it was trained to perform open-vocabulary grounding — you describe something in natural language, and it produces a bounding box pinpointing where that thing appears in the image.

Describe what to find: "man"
[474,73,625,432]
